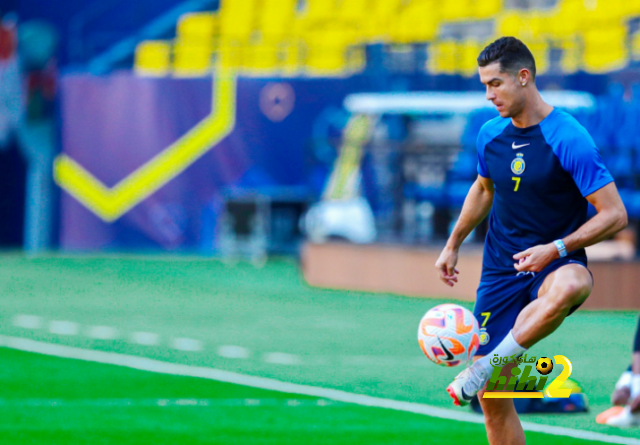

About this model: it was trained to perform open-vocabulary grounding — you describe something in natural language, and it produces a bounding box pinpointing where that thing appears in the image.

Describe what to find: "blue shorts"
[474,257,591,357]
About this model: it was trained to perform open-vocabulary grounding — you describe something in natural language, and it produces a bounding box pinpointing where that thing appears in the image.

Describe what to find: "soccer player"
[435,37,628,444]
[603,314,640,427]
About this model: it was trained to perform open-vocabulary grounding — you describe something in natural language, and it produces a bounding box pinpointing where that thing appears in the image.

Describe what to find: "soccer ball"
[417,304,480,367]
[536,357,554,375]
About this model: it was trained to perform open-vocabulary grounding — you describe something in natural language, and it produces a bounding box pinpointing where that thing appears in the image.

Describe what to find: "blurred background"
[2,0,640,443]
[1,0,639,304]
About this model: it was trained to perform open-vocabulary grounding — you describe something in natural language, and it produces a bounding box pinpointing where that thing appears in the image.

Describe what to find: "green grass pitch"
[0,254,638,443]
[0,348,619,445]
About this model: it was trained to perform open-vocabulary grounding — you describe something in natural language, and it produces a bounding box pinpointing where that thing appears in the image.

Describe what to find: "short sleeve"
[554,129,614,197]
[475,116,508,179]
[477,143,490,178]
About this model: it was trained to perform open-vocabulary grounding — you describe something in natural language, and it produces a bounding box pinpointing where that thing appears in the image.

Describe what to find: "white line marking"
[87,326,118,340]
[0,398,339,407]
[0,336,637,445]
[264,352,300,365]
[49,321,78,336]
[171,338,202,352]
[12,314,42,329]
[131,332,159,346]
[218,345,249,359]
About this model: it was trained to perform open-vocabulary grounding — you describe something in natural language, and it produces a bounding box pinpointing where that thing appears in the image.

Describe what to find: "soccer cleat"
[446,366,489,407]
[606,406,640,428]
[596,406,625,424]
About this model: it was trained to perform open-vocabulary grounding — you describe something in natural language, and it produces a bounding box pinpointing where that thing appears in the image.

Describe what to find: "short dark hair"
[477,37,536,80]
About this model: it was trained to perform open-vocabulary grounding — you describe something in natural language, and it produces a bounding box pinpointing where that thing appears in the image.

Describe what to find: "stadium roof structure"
[343,91,595,115]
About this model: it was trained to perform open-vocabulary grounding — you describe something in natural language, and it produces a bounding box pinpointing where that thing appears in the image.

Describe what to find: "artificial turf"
[0,348,616,445]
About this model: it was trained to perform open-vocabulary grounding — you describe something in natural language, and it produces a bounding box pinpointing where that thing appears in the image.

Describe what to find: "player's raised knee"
[558,272,592,299]
[545,279,591,314]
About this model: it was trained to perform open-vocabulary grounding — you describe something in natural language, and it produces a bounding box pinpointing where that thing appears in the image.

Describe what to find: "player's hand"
[513,243,558,273]
[435,247,460,287]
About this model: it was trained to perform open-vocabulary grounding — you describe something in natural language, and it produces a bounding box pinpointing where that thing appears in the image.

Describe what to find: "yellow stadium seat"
[337,0,368,22]
[497,12,546,40]
[297,0,369,53]
[346,44,366,73]
[621,2,640,17]
[583,1,626,25]
[176,12,217,41]
[173,40,214,77]
[496,12,525,38]
[526,40,549,75]
[440,0,472,21]
[217,38,244,70]
[583,26,628,73]
[458,40,483,77]
[281,39,303,75]
[244,42,281,74]
[304,0,335,21]
[134,40,171,76]
[547,1,583,39]
[528,13,548,39]
[252,0,299,74]
[306,48,349,76]
[473,0,501,20]
[293,0,331,48]
[585,0,633,23]
[558,38,581,73]
[427,40,458,75]
[367,0,404,41]
[304,27,353,76]
[632,32,640,61]
[219,0,256,41]
[389,0,439,44]
[335,0,370,43]
[258,0,296,41]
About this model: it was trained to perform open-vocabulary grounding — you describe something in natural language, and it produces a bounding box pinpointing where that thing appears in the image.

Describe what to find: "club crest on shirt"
[480,328,490,346]
[511,153,525,175]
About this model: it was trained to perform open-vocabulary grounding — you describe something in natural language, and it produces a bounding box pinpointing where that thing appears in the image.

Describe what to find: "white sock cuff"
[474,330,527,375]
[497,330,527,358]
[507,331,526,352]
[616,371,633,389]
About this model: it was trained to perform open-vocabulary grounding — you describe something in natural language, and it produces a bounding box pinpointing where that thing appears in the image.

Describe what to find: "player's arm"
[435,175,494,286]
[514,182,627,272]
[563,182,628,251]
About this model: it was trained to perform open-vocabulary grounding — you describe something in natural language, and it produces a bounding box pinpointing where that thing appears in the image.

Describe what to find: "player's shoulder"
[539,108,595,148]
[477,115,510,148]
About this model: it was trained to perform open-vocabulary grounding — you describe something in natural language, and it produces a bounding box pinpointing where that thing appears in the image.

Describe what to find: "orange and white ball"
[417,304,480,367]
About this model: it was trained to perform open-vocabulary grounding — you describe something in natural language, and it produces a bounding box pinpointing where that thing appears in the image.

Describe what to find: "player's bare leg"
[448,263,592,405]
[629,352,640,412]
[511,264,592,348]
[606,332,640,426]
[476,360,526,445]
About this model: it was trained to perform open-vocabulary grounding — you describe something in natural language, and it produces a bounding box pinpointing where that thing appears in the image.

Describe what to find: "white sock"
[631,374,640,399]
[473,330,527,376]
[616,371,633,389]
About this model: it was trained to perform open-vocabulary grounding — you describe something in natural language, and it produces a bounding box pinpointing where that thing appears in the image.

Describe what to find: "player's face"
[478,62,525,118]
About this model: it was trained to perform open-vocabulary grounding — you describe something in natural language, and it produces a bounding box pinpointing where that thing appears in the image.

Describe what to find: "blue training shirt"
[476,108,614,278]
